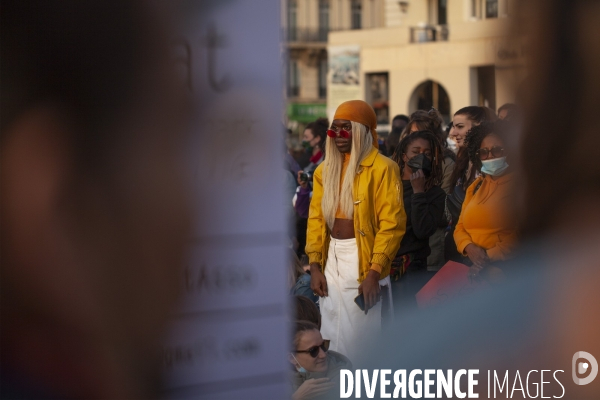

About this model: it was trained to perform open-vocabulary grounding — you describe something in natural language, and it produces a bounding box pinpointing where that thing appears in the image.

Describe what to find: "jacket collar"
[359,146,379,167]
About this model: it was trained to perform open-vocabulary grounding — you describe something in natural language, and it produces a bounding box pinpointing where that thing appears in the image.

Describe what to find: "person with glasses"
[289,320,352,400]
[306,100,405,361]
[454,121,518,282]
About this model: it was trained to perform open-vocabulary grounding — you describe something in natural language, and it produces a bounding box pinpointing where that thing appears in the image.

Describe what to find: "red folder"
[416,261,489,309]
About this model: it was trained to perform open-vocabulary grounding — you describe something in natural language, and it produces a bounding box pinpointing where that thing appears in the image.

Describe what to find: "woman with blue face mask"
[453,121,518,282]
[289,320,352,400]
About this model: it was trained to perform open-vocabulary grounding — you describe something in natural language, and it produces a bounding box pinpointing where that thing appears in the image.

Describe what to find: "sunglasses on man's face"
[295,341,330,358]
[327,124,352,138]
[476,145,505,160]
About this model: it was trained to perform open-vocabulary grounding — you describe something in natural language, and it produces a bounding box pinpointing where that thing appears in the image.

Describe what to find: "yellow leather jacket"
[306,147,406,283]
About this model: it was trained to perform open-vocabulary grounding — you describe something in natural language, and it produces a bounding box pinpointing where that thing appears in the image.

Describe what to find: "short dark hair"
[386,127,403,156]
[392,114,410,124]
[305,117,329,146]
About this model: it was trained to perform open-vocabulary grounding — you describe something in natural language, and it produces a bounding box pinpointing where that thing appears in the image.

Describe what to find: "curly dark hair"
[392,130,444,191]
[465,120,510,172]
[448,106,498,189]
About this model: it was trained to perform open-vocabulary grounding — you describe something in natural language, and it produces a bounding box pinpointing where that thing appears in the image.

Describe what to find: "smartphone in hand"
[354,292,366,312]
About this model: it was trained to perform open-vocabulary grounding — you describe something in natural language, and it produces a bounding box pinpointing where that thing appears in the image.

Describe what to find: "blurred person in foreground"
[306,100,405,360]
[454,121,518,283]
[289,321,351,400]
[1,1,192,399]
[347,1,600,398]
[497,103,518,120]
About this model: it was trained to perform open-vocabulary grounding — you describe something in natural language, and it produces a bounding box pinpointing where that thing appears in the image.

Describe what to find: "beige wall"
[329,1,524,121]
[386,0,517,27]
[283,0,386,30]
[285,0,387,105]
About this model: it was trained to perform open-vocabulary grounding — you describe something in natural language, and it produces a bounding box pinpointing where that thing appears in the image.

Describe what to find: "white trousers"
[320,237,391,362]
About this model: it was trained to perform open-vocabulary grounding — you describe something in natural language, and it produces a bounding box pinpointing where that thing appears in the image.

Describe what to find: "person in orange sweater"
[453,121,517,281]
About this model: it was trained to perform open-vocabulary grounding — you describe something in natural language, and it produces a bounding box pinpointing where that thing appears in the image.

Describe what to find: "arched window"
[408,80,451,123]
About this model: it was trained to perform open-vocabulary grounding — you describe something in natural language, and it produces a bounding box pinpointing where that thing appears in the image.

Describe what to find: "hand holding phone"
[354,292,366,313]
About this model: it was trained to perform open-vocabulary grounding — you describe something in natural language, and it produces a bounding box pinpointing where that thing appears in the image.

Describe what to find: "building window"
[471,0,479,18]
[319,0,330,41]
[437,0,448,25]
[474,66,496,110]
[351,0,362,30]
[288,0,297,40]
[288,60,300,98]
[486,0,498,18]
[318,58,327,99]
[472,0,501,19]
[366,73,389,125]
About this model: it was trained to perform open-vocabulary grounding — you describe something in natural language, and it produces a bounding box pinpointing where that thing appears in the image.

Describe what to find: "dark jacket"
[396,180,446,261]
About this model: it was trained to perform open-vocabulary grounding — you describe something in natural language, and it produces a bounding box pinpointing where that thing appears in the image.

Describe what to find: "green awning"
[287,103,327,123]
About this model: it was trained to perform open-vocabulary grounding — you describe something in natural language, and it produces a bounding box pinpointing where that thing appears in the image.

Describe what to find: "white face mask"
[481,157,509,176]
[447,137,458,153]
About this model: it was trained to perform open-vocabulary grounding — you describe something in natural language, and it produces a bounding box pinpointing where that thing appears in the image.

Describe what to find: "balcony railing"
[283,27,332,43]
[410,25,449,43]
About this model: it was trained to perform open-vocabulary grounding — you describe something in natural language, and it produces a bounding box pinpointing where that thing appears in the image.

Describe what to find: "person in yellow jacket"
[306,100,406,359]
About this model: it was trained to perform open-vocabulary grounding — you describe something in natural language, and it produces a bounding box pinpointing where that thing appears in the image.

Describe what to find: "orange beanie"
[333,100,378,148]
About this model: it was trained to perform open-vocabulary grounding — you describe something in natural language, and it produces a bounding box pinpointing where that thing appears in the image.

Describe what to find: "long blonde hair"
[321,122,373,229]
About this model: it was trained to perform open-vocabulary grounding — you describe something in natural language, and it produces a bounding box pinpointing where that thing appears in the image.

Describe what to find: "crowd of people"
[287,100,521,399]
[4,0,600,399]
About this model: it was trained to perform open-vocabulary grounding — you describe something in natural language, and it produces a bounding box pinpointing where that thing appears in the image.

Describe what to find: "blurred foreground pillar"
[163,1,289,399]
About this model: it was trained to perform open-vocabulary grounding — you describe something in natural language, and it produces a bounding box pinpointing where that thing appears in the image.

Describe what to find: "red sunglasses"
[326,129,351,139]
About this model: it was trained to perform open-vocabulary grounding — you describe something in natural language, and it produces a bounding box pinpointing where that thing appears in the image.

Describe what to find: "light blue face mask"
[291,353,307,373]
[481,156,509,176]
